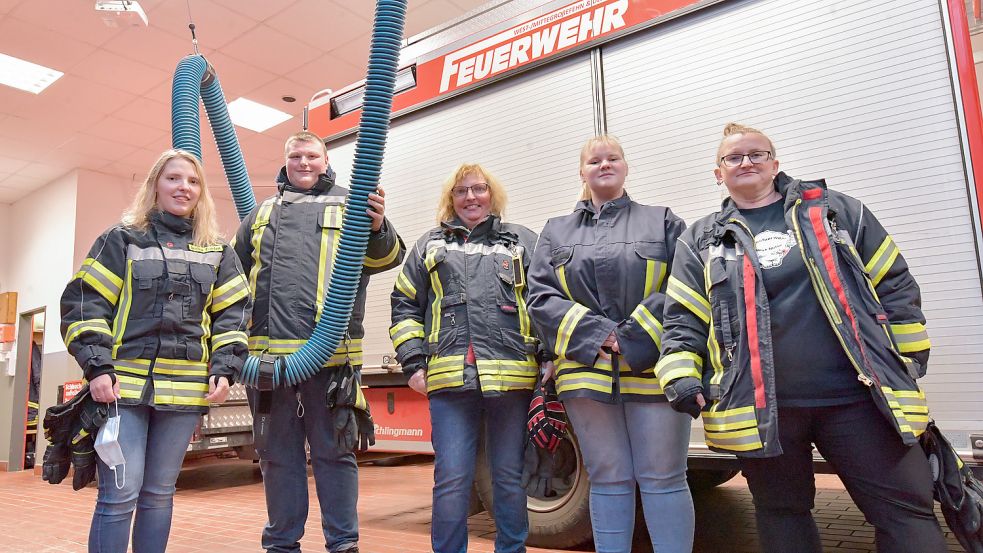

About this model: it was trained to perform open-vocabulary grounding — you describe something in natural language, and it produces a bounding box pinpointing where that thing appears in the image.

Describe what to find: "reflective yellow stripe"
[154,380,209,407]
[314,205,342,323]
[64,319,112,347]
[702,406,762,451]
[882,386,929,436]
[864,235,900,287]
[643,259,666,299]
[555,366,612,395]
[75,257,123,304]
[555,303,589,359]
[426,355,465,392]
[667,276,710,324]
[248,200,276,296]
[249,337,364,366]
[211,274,249,312]
[475,358,538,392]
[114,358,151,376]
[891,322,930,353]
[619,375,664,396]
[556,265,573,300]
[513,254,532,341]
[390,319,425,349]
[427,253,444,343]
[116,373,145,399]
[655,351,702,388]
[365,239,401,268]
[199,292,211,363]
[395,271,417,300]
[629,304,663,350]
[211,330,248,352]
[111,259,135,358]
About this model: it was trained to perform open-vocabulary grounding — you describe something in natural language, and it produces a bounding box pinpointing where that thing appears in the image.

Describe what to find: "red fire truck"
[197,0,983,547]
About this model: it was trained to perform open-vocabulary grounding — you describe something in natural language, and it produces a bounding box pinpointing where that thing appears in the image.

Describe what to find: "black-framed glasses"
[451,183,489,198]
[719,151,773,167]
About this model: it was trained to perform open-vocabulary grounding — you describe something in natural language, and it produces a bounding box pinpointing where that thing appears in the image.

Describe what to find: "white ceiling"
[0,0,489,204]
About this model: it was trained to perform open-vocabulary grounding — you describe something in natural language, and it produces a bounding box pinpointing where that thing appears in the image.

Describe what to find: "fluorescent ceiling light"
[227,97,293,132]
[331,65,417,118]
[0,53,63,94]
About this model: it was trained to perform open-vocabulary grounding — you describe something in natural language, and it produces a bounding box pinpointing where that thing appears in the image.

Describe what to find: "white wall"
[6,172,78,356]
[73,170,140,269]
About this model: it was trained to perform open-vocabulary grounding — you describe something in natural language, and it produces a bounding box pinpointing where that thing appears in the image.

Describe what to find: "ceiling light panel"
[0,53,63,94]
[226,97,293,133]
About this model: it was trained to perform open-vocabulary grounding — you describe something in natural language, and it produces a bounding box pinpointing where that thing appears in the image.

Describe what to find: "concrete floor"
[0,455,964,552]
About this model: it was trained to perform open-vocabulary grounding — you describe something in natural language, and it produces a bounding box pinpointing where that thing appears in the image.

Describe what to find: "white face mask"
[94,402,125,489]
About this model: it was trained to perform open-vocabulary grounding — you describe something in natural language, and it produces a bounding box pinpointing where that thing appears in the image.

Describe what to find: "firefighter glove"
[41,442,71,485]
[71,442,98,490]
[353,404,376,453]
[326,364,358,409]
[664,377,703,419]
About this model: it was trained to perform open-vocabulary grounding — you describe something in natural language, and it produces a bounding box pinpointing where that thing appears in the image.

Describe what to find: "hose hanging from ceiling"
[170,0,408,388]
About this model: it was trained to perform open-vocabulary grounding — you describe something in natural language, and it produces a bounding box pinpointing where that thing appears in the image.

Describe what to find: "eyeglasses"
[451,183,489,198]
[719,151,773,167]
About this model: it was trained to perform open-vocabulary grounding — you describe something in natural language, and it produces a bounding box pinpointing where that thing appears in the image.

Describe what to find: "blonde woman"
[390,163,542,553]
[60,149,251,553]
[527,135,693,553]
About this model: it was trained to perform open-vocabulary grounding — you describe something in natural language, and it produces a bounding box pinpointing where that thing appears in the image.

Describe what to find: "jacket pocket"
[317,205,344,230]
[429,292,463,356]
[633,241,668,298]
[188,263,218,318]
[708,258,738,369]
[550,246,575,299]
[130,259,165,318]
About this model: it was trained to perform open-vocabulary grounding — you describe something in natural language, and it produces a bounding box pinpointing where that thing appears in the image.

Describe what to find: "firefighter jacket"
[389,215,541,395]
[527,194,687,403]
[657,172,931,457]
[233,166,405,367]
[60,211,252,412]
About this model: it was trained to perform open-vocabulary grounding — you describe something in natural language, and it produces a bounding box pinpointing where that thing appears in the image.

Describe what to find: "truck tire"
[686,468,739,491]
[475,425,593,549]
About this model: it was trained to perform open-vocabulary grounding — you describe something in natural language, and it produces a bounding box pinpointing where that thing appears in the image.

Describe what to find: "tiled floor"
[0,456,964,552]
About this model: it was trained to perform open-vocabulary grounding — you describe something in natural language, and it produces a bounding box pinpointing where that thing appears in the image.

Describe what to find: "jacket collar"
[574,191,631,219]
[150,210,193,235]
[441,214,501,241]
[275,164,337,195]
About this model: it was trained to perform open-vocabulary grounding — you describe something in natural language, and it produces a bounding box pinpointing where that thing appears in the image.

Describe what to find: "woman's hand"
[597,331,621,360]
[408,368,427,396]
[89,373,120,404]
[205,376,231,404]
[540,361,556,384]
[367,185,386,232]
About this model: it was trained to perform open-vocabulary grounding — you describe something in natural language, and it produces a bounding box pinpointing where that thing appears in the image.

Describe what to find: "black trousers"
[739,398,946,553]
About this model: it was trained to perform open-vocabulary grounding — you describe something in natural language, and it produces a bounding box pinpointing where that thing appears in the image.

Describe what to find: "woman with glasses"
[526,135,693,553]
[657,123,945,552]
[60,149,251,553]
[390,163,544,553]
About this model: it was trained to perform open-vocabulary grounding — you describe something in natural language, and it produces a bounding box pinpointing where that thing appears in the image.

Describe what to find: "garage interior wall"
[0,171,77,466]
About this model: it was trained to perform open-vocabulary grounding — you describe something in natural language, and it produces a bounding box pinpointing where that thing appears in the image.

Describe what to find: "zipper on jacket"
[790,200,873,388]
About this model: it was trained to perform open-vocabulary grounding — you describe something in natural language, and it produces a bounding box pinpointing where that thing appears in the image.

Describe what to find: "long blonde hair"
[579,134,627,201]
[716,122,777,162]
[435,163,508,224]
[121,149,222,247]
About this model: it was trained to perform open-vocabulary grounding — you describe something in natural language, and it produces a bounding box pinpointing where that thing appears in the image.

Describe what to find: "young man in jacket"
[234,131,405,553]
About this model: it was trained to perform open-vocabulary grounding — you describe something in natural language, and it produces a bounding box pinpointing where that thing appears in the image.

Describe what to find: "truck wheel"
[686,468,739,491]
[475,426,593,549]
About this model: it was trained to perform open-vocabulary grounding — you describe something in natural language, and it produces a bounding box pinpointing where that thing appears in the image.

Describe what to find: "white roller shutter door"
[602,0,982,442]
[327,52,597,370]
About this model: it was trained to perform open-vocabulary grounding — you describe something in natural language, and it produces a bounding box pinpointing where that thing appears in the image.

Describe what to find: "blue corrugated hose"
[170,0,408,388]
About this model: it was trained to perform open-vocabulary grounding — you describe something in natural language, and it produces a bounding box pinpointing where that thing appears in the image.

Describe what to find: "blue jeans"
[248,369,359,553]
[429,388,531,553]
[565,398,694,553]
[88,404,199,553]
